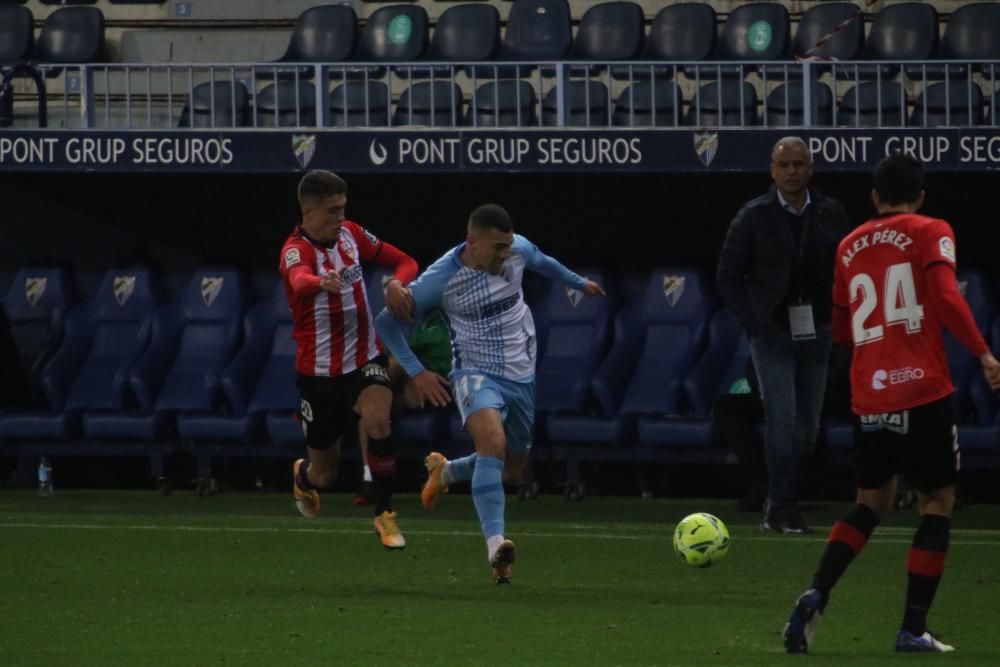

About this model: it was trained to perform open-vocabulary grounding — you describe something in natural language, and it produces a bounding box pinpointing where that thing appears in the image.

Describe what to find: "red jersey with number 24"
[832,213,958,415]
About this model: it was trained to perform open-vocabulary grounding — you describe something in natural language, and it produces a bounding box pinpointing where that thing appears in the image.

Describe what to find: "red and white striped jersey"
[279,220,416,377]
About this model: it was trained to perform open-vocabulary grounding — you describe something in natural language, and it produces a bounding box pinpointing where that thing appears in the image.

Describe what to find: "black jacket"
[717,186,849,336]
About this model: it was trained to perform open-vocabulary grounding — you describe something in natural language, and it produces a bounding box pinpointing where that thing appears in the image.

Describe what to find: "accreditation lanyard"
[788,203,816,341]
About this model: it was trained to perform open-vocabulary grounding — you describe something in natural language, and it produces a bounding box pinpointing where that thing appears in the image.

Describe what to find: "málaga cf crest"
[693,131,719,167]
[663,275,686,306]
[24,277,47,307]
[114,276,136,306]
[292,134,317,168]
[201,276,224,306]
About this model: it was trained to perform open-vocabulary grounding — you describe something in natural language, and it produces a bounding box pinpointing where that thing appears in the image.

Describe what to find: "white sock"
[362,464,372,482]
[440,461,454,486]
[487,534,505,562]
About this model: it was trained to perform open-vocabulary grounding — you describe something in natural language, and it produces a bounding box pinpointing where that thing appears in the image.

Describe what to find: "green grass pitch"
[2,490,999,666]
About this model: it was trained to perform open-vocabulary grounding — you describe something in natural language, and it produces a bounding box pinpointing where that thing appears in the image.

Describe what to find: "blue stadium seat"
[683,309,749,418]
[254,81,317,127]
[493,0,572,78]
[178,81,249,128]
[910,81,984,127]
[33,6,106,72]
[393,81,463,127]
[277,4,357,70]
[0,5,33,65]
[766,81,834,127]
[686,81,759,126]
[932,3,1000,79]
[642,2,716,80]
[328,81,389,127]
[625,271,716,446]
[535,270,614,417]
[853,2,938,81]
[791,2,864,62]
[180,280,295,439]
[0,265,73,410]
[466,80,537,128]
[837,81,907,127]
[613,81,684,127]
[83,268,247,441]
[542,81,610,127]
[416,4,500,79]
[352,4,429,79]
[639,309,749,448]
[0,268,160,440]
[175,281,301,479]
[547,271,715,489]
[716,2,791,78]
[568,1,645,78]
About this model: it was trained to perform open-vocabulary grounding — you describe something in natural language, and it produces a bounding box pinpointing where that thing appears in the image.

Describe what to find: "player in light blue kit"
[374,204,604,584]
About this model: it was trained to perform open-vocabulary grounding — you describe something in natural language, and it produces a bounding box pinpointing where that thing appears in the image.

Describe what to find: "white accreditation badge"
[788,303,816,341]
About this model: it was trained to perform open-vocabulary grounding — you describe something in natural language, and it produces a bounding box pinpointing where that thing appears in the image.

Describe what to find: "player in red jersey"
[783,154,1000,654]
[280,170,418,549]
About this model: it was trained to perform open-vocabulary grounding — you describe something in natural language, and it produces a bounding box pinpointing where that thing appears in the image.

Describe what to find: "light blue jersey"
[375,234,587,383]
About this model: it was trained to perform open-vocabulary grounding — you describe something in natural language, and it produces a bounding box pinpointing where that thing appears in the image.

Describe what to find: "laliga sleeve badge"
[938,236,956,263]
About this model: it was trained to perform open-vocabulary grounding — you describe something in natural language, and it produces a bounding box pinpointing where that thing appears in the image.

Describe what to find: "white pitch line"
[1,522,999,546]
[4,513,1000,537]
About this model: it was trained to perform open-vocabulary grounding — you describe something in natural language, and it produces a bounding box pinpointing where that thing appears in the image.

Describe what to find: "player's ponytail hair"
[468,204,513,234]
[298,170,347,205]
[874,153,924,206]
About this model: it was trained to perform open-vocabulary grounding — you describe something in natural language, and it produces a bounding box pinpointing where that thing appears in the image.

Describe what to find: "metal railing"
[1,60,998,130]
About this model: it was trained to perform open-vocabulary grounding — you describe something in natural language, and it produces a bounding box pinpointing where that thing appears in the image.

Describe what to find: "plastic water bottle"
[38,457,53,497]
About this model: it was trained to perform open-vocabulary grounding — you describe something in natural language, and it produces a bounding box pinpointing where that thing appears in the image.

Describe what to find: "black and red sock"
[811,503,881,604]
[366,436,397,516]
[902,514,950,636]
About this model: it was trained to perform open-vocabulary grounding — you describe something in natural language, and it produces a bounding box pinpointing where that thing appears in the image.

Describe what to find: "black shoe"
[762,512,813,535]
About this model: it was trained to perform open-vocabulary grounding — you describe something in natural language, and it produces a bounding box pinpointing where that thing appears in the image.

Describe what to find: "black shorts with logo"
[853,396,959,493]
[296,355,391,450]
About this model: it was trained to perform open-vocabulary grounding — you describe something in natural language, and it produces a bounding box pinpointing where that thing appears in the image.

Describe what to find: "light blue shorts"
[451,370,535,454]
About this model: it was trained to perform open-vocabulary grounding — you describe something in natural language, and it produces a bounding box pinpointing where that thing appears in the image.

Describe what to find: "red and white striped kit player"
[280,220,418,377]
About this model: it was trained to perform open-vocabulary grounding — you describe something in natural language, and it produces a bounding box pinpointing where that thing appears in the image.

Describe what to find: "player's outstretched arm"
[287,264,341,296]
[375,309,424,378]
[517,235,601,294]
[924,263,998,387]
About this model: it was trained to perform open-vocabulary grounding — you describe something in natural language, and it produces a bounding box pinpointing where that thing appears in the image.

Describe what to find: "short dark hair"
[873,153,924,206]
[468,204,513,234]
[298,170,347,205]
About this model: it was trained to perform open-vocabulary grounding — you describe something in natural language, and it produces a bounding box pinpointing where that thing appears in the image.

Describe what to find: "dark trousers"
[750,327,832,519]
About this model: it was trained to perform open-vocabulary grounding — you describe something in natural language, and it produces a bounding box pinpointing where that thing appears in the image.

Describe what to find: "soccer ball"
[673,512,731,568]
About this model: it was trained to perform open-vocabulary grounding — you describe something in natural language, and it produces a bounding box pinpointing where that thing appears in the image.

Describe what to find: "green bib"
[409,310,452,376]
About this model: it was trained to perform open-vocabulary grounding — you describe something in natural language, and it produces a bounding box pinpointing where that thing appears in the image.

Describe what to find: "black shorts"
[296,355,391,450]
[853,396,959,493]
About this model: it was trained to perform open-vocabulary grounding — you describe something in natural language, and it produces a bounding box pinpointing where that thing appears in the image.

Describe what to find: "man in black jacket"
[717,136,850,534]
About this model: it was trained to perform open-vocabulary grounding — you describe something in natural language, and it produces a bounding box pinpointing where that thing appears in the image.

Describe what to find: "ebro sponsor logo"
[871,367,925,390]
